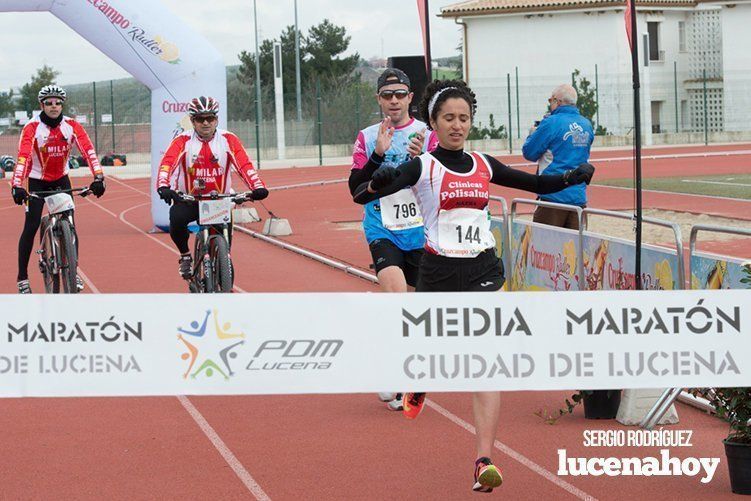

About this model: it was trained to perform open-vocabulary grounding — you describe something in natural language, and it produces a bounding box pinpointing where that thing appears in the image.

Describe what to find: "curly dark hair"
[418,79,477,130]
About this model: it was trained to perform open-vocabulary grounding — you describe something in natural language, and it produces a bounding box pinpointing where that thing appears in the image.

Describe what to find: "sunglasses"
[43,100,64,107]
[192,115,217,124]
[379,89,410,100]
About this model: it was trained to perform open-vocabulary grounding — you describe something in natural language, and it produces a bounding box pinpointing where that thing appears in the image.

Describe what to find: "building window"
[651,101,662,133]
[678,21,686,52]
[648,22,661,61]
[681,100,688,131]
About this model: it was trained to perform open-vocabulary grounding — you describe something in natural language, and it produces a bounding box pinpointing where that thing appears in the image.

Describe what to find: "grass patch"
[595,174,751,200]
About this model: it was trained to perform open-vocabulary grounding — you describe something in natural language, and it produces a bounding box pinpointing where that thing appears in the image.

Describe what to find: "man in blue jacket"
[522,84,594,229]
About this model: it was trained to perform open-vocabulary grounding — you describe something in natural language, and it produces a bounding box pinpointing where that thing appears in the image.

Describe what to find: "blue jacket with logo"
[522,105,593,206]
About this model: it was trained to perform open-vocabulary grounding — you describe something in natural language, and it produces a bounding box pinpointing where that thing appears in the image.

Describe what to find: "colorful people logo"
[178,310,245,380]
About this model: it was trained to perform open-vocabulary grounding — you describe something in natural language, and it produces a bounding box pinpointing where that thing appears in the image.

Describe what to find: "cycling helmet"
[188,96,219,116]
[38,85,66,103]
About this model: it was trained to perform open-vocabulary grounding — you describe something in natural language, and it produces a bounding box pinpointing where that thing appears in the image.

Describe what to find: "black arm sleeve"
[485,155,569,195]
[352,157,422,204]
[348,152,385,196]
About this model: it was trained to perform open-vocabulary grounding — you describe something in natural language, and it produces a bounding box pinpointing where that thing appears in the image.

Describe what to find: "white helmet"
[38,85,66,103]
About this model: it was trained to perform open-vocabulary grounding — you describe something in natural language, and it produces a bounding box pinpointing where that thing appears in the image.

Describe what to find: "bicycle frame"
[176,191,249,294]
[31,187,90,294]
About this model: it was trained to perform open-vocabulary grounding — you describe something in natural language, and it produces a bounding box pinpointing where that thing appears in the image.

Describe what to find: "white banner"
[0,290,749,398]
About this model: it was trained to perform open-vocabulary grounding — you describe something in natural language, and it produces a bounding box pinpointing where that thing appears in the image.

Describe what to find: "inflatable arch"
[1,0,226,230]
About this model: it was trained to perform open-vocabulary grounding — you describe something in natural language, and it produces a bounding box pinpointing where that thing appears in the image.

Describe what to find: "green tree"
[571,69,607,135]
[20,65,59,113]
[235,19,359,118]
[306,19,359,83]
[0,89,14,118]
[468,113,507,140]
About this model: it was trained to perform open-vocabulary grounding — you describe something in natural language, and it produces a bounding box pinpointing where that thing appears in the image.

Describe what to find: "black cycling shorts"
[369,238,423,287]
[416,248,505,292]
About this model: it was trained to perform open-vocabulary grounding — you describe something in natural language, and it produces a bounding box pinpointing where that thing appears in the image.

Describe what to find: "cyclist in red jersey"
[11,85,106,294]
[156,96,268,280]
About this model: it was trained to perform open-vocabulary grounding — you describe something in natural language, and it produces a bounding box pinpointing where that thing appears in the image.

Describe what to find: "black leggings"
[169,202,199,254]
[17,176,73,281]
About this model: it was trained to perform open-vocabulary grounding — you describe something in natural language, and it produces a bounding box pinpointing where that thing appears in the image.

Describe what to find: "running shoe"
[403,392,426,419]
[17,280,31,294]
[76,275,85,292]
[378,392,396,402]
[473,457,503,493]
[178,254,193,279]
[387,393,404,411]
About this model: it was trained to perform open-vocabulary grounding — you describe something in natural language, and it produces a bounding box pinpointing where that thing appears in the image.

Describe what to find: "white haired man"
[522,84,594,229]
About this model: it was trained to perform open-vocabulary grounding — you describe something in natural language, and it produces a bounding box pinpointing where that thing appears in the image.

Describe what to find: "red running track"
[0,143,748,499]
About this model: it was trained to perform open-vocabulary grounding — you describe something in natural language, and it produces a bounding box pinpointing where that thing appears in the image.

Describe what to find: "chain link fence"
[1,62,750,179]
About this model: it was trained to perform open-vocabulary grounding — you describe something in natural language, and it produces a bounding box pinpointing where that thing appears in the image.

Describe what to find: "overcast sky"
[0,0,462,90]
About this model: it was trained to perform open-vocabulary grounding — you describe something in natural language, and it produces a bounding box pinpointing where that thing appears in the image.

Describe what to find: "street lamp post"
[253,0,262,167]
[294,0,302,122]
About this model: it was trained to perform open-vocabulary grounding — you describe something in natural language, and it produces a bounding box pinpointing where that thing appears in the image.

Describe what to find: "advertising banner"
[508,221,581,291]
[1,290,749,397]
[582,232,682,291]
[691,252,751,290]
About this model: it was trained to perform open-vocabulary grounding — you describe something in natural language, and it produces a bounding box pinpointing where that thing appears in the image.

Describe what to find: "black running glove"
[563,163,595,186]
[90,175,106,197]
[11,186,28,205]
[157,186,177,205]
[251,188,269,201]
[370,167,400,191]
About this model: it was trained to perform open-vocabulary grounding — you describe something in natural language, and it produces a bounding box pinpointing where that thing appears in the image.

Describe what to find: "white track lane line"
[427,399,597,501]
[79,197,266,498]
[76,267,100,294]
[681,179,751,187]
[177,396,272,501]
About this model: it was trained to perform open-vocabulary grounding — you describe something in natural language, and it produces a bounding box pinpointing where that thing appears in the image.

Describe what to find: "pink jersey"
[13,116,102,187]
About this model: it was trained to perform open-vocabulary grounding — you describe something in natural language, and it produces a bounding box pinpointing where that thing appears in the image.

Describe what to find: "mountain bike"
[175,191,252,293]
[31,187,91,294]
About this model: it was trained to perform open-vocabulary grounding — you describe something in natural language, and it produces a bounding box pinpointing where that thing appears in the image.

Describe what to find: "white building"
[440,0,751,141]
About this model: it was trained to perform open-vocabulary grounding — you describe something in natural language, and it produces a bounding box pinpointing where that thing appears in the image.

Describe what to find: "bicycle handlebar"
[175,191,252,204]
[29,187,91,199]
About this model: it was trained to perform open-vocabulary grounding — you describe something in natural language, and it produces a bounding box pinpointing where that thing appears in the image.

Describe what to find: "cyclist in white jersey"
[354,79,594,493]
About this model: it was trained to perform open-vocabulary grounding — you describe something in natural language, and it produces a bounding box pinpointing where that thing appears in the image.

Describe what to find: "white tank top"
[412,151,496,257]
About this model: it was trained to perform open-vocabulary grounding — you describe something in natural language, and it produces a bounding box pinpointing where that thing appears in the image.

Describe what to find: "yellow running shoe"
[403,392,426,419]
[473,457,503,493]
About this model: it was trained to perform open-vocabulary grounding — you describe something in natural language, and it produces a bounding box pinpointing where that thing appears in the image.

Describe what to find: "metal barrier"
[509,198,585,290]
[581,208,686,290]
[689,224,751,284]
[643,224,750,429]
[488,196,511,285]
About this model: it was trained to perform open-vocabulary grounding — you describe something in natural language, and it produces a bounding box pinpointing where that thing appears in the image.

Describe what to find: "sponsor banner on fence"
[582,232,681,291]
[508,221,580,291]
[1,290,749,397]
[691,252,751,290]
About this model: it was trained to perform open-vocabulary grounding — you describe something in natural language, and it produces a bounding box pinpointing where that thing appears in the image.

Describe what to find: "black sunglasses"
[192,115,217,124]
[43,100,64,106]
[378,89,410,100]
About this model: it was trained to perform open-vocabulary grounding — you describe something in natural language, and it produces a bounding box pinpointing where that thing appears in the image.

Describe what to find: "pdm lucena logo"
[177,310,245,380]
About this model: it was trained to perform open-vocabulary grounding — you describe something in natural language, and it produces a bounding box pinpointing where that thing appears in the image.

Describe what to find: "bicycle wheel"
[191,232,210,293]
[58,220,79,294]
[39,222,59,293]
[210,236,233,293]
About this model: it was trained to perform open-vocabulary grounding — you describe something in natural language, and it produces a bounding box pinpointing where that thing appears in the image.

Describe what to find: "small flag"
[625,0,634,51]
